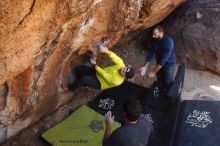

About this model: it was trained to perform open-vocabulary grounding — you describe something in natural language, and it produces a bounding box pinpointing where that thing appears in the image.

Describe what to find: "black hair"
[125,67,135,79]
[152,25,164,33]
[123,98,142,122]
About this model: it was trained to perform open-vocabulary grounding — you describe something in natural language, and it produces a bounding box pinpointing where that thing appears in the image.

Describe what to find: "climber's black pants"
[68,65,101,91]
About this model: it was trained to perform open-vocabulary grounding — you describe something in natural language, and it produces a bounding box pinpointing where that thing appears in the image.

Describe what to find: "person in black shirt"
[102,98,152,146]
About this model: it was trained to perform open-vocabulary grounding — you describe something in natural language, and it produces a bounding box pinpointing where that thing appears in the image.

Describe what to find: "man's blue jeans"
[156,63,175,90]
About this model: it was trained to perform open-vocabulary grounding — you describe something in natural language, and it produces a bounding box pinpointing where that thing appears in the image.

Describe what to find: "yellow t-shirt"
[95,52,125,90]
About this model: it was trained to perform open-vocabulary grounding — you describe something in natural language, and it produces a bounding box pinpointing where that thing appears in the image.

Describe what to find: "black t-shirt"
[102,118,153,146]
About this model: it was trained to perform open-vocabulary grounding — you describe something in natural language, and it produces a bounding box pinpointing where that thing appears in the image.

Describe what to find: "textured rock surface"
[2,34,220,146]
[0,0,183,143]
[163,0,220,75]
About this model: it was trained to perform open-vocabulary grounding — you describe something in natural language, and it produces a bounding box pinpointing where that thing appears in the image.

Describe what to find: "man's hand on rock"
[99,45,111,55]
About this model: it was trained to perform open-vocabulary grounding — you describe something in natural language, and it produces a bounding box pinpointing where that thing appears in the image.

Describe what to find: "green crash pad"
[42,105,120,146]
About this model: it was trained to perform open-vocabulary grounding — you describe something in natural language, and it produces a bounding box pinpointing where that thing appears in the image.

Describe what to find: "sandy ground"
[2,39,220,145]
[182,68,220,101]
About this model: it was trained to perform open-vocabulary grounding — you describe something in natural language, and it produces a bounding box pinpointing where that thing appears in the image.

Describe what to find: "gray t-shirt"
[102,118,153,146]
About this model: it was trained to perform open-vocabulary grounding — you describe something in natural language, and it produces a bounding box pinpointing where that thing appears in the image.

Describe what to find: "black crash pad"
[89,81,148,121]
[88,81,180,146]
[88,64,185,146]
[88,80,169,122]
[174,100,220,146]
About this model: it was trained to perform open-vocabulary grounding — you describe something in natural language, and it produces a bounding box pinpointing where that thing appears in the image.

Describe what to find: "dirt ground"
[2,38,220,146]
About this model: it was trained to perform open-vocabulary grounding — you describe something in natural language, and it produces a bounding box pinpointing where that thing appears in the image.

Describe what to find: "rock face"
[0,0,183,143]
[163,0,220,75]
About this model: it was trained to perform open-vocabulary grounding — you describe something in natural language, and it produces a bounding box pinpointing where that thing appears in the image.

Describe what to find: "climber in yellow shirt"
[61,45,135,91]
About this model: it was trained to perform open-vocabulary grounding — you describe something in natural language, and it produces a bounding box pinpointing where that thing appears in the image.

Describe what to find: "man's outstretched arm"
[103,111,114,139]
[140,43,154,76]
[102,111,121,146]
[99,45,124,66]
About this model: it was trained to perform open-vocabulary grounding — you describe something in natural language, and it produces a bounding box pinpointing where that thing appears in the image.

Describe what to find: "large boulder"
[164,0,220,75]
[0,0,183,143]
